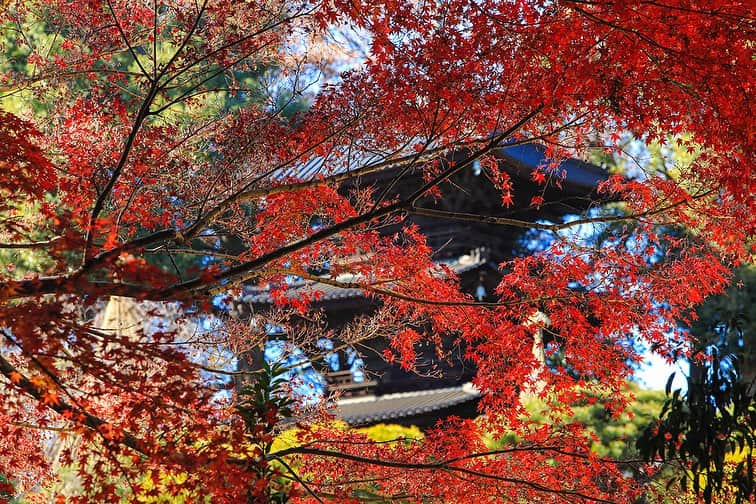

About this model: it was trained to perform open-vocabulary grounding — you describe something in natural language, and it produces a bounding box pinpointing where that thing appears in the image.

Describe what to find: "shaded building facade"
[233,144,610,427]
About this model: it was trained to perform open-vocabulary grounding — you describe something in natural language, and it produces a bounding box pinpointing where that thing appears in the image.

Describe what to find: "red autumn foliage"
[0,0,752,502]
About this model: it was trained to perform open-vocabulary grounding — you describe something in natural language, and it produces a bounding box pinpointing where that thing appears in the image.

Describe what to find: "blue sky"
[635,350,688,391]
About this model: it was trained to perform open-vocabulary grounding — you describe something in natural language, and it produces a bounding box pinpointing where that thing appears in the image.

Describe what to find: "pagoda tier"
[233,144,609,426]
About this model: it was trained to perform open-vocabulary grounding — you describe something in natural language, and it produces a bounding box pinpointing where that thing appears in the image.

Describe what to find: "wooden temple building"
[233,144,610,428]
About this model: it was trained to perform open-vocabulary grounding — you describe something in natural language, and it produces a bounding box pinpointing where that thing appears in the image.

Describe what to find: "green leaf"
[665,372,676,396]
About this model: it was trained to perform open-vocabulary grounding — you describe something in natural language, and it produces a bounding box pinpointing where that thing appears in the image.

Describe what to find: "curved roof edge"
[497,143,609,191]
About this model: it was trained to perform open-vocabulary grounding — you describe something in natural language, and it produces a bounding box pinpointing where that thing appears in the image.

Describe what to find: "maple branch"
[406,107,544,205]
[181,114,372,239]
[0,66,148,98]
[0,277,162,300]
[152,0,158,81]
[448,465,616,504]
[0,331,230,468]
[105,0,152,81]
[156,0,209,81]
[565,0,754,22]
[146,247,241,261]
[0,236,62,249]
[268,447,617,503]
[0,347,637,503]
[0,167,707,302]
[410,189,716,231]
[276,457,325,504]
[0,352,147,456]
[410,207,561,231]
[564,2,706,63]
[82,77,162,264]
[0,110,544,301]
[182,113,547,249]
[288,270,569,308]
[294,439,639,466]
[165,109,546,298]
[2,133,546,301]
[150,37,282,115]
[157,4,314,92]
[367,124,441,214]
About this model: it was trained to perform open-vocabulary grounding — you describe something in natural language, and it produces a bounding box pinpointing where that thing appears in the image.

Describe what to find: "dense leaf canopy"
[0,0,753,502]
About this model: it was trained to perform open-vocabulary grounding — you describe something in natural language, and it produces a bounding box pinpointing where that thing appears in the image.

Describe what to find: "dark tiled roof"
[277,144,607,189]
[243,280,364,304]
[242,249,487,305]
[334,383,480,426]
[496,143,609,192]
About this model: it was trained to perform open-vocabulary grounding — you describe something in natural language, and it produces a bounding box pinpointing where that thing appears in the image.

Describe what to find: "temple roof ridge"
[241,247,489,305]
